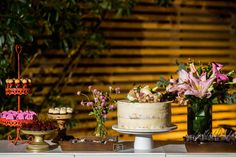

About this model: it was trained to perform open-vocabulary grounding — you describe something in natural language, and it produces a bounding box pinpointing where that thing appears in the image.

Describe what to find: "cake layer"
[117,100,171,119]
[118,118,171,129]
[117,100,172,129]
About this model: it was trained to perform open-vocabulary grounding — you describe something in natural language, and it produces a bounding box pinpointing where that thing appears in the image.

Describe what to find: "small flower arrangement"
[77,86,120,137]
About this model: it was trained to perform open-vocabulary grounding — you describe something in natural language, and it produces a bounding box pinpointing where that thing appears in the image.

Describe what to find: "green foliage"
[0,0,173,138]
[157,76,169,88]
[176,60,186,71]
[226,93,236,104]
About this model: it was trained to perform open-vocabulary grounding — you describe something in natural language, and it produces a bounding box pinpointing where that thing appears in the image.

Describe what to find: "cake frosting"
[117,85,172,130]
[117,100,171,129]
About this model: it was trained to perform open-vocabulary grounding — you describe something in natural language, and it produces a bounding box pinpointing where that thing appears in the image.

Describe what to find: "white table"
[0,140,235,157]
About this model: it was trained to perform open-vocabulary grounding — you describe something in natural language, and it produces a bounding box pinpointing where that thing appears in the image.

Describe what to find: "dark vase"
[187,99,212,136]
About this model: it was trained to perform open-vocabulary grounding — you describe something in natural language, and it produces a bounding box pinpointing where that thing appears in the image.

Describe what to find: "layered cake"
[117,85,172,129]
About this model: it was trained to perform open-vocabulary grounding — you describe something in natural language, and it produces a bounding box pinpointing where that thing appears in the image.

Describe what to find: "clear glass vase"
[187,99,212,136]
[94,119,107,137]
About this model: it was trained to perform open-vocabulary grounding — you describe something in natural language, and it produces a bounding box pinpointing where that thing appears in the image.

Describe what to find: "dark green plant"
[0,0,172,138]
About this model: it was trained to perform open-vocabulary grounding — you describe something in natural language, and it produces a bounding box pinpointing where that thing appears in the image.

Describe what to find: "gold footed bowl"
[21,129,55,152]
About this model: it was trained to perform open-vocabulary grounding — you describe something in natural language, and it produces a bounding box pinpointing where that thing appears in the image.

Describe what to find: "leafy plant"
[0,0,172,138]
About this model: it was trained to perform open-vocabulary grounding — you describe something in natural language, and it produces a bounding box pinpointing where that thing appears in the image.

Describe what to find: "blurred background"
[0,0,236,141]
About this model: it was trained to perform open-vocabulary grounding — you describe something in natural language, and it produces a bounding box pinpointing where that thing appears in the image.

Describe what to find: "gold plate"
[48,114,72,120]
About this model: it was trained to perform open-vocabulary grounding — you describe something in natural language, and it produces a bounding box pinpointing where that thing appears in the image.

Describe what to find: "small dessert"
[15,79,21,88]
[60,107,67,114]
[48,108,54,114]
[6,114,14,120]
[6,79,9,88]
[27,79,32,88]
[1,112,8,118]
[25,114,33,120]
[0,110,37,120]
[16,112,25,120]
[5,78,32,89]
[53,108,60,114]
[66,107,73,114]
[22,79,28,88]
[48,107,73,115]
[8,79,14,88]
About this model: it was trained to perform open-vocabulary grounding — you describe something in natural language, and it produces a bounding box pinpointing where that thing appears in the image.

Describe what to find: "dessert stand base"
[134,134,153,150]
[21,129,55,152]
[48,114,74,143]
[112,124,177,150]
[26,141,49,152]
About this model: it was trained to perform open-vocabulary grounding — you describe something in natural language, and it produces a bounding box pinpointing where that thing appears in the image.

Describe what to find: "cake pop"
[15,79,21,88]
[22,79,28,88]
[27,79,32,88]
[8,79,14,88]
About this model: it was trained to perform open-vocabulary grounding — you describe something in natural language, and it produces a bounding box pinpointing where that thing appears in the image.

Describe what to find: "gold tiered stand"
[1,45,33,144]
[48,113,73,143]
[21,129,55,152]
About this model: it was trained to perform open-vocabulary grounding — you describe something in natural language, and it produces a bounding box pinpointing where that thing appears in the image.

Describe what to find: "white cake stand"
[112,124,177,150]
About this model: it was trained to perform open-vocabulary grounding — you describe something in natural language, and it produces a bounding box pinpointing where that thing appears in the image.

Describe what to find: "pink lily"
[189,63,197,74]
[211,62,228,82]
[233,78,236,83]
[178,69,189,84]
[216,73,229,82]
[212,62,223,73]
[185,73,215,99]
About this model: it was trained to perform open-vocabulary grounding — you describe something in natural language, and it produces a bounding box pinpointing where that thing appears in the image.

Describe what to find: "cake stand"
[2,45,33,145]
[112,124,177,150]
[21,129,55,152]
[48,114,73,143]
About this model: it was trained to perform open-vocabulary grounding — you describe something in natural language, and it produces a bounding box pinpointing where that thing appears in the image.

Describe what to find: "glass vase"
[187,99,212,136]
[94,119,107,137]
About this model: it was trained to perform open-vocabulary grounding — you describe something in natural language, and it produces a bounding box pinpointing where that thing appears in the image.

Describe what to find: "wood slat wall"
[26,0,236,141]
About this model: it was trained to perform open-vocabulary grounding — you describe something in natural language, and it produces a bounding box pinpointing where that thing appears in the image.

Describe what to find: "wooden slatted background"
[25,0,236,141]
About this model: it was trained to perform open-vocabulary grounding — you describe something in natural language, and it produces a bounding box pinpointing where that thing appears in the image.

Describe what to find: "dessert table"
[0,140,236,157]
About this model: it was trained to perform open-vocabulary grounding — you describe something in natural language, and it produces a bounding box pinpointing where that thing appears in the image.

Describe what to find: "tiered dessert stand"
[112,124,177,150]
[0,45,33,144]
[48,113,73,143]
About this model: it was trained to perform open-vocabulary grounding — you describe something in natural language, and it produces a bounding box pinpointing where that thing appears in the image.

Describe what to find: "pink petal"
[189,63,197,73]
[178,70,189,83]
[200,77,215,97]
[199,72,207,81]
[216,73,228,82]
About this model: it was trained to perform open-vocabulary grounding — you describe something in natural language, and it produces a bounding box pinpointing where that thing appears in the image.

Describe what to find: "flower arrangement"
[127,85,163,102]
[162,60,236,135]
[77,86,120,137]
[166,61,236,105]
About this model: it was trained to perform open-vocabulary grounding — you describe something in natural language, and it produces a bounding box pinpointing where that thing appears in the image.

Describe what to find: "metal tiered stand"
[0,45,33,144]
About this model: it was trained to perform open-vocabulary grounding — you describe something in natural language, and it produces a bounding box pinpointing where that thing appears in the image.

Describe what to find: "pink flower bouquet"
[77,86,120,137]
[166,61,236,105]
[160,60,236,135]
